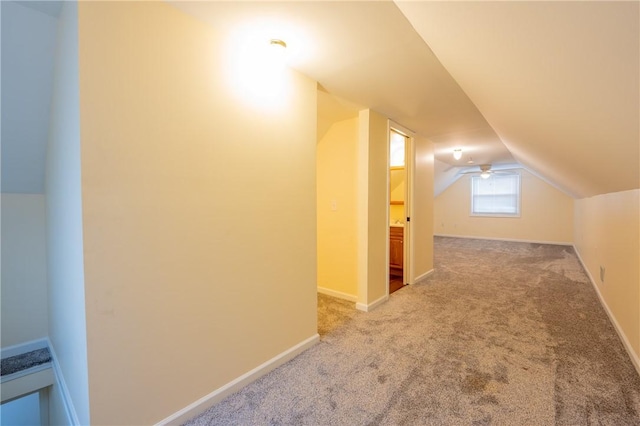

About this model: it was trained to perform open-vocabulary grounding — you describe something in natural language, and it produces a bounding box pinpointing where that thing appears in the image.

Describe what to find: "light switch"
[331,199,337,211]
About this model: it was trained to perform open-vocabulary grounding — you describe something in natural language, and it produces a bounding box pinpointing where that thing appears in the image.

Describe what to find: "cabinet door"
[389,233,403,269]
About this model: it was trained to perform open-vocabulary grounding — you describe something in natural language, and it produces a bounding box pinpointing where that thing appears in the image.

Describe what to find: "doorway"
[389,127,412,294]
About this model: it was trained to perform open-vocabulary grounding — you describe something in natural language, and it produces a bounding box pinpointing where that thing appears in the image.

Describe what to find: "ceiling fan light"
[453,148,462,160]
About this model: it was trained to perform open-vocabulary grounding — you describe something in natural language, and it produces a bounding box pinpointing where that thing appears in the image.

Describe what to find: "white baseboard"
[572,247,640,377]
[47,339,81,426]
[414,269,434,283]
[317,287,357,302]
[1,338,49,359]
[155,334,320,426]
[356,294,389,312]
[434,234,573,246]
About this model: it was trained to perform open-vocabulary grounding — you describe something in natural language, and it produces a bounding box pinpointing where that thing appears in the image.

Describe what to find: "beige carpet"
[185,237,640,425]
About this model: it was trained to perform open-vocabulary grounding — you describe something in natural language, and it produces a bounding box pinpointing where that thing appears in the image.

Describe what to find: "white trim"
[155,334,320,426]
[389,120,415,137]
[356,294,389,312]
[414,269,434,283]
[0,368,54,404]
[47,339,81,426]
[434,234,573,246]
[1,338,49,359]
[317,287,357,302]
[573,247,640,376]
[0,363,52,384]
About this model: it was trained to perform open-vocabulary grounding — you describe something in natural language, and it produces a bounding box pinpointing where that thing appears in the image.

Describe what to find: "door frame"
[388,121,415,292]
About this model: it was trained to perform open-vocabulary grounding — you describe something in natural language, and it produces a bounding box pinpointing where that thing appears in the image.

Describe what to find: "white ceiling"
[3,1,638,199]
[396,1,639,198]
[1,1,58,193]
[170,0,515,170]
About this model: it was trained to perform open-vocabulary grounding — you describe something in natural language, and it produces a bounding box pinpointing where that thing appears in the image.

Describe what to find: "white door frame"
[388,121,415,290]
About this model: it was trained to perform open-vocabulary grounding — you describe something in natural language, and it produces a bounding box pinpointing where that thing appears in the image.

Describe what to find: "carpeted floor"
[0,348,51,376]
[185,237,640,425]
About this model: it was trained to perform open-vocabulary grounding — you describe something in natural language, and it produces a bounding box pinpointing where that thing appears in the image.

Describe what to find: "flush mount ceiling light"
[453,148,462,160]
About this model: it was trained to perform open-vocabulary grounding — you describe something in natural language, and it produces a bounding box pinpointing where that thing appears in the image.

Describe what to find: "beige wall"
[574,189,640,369]
[1,194,48,348]
[317,117,359,299]
[411,136,435,280]
[434,169,574,244]
[79,2,317,424]
[390,204,404,224]
[357,110,389,308]
[390,169,405,203]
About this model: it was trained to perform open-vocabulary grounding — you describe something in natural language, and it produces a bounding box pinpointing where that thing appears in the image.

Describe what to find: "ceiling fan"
[461,164,519,179]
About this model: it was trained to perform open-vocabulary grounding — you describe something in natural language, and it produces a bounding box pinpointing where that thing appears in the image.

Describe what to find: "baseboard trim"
[356,294,388,312]
[47,339,81,426]
[414,269,434,283]
[1,338,49,359]
[434,234,573,246]
[155,333,320,426]
[573,247,640,377]
[317,287,357,302]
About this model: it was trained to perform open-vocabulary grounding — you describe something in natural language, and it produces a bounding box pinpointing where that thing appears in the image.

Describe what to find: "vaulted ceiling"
[1,1,59,193]
[396,1,639,198]
[3,1,638,199]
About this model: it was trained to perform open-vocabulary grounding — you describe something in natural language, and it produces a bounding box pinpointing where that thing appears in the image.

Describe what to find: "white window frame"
[470,172,521,217]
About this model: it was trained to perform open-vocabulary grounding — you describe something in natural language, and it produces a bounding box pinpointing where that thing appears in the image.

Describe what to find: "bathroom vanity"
[389,225,404,277]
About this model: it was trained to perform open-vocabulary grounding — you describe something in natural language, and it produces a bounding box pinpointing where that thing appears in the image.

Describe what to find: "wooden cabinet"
[389,226,403,277]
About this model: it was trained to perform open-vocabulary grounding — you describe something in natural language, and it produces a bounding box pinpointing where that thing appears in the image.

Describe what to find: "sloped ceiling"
[1,1,59,193]
[4,1,637,199]
[170,0,515,168]
[396,1,640,198]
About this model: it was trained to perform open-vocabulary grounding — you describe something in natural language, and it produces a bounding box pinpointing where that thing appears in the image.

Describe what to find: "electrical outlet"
[600,266,605,283]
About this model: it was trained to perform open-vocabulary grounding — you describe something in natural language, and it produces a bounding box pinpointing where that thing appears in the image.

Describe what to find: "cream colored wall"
[390,205,404,224]
[411,136,435,280]
[574,189,640,369]
[390,169,405,203]
[357,110,389,308]
[1,194,48,348]
[317,117,359,299]
[434,169,574,243]
[79,2,317,424]
[389,170,405,221]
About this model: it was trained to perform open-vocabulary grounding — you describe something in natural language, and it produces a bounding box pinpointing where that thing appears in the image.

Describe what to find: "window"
[471,173,520,216]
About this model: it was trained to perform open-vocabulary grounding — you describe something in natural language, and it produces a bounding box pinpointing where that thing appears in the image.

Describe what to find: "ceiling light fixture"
[481,171,491,179]
[270,39,287,49]
[453,148,462,160]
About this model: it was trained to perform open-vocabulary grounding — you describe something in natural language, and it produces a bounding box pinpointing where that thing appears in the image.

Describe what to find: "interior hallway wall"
[45,2,90,424]
[317,117,359,300]
[1,194,48,348]
[78,2,318,424]
[357,109,389,309]
[434,169,574,244]
[411,136,435,280]
[574,189,640,372]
